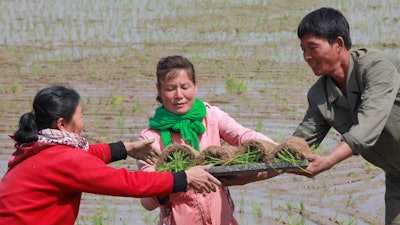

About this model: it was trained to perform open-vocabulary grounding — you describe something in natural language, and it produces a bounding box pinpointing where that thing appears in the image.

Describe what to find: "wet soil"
[1,0,399,224]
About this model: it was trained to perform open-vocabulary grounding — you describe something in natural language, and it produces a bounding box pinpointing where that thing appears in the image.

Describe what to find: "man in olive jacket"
[290,7,400,225]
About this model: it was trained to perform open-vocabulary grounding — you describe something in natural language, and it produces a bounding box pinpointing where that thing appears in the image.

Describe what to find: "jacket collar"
[345,53,361,117]
[324,52,360,118]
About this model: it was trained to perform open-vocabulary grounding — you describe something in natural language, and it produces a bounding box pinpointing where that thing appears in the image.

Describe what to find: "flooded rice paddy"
[1,0,399,224]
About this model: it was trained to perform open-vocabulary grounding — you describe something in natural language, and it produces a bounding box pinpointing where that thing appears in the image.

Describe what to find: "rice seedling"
[10,82,21,93]
[1,0,396,224]
[132,103,145,114]
[286,214,306,225]
[223,149,261,166]
[156,151,192,172]
[346,218,357,225]
[275,149,310,174]
[331,211,340,224]
[285,201,294,211]
[299,200,305,214]
[92,212,104,225]
[364,161,375,170]
[238,193,245,214]
[141,210,158,225]
[87,201,113,225]
[318,190,325,203]
[255,119,263,132]
[225,77,247,95]
[251,201,263,218]
[345,193,354,208]
[203,155,225,166]
[111,96,124,106]
[347,171,357,177]
[268,191,275,208]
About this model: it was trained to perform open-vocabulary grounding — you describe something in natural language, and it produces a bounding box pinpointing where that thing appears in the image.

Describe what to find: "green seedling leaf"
[156,151,192,172]
[275,149,311,174]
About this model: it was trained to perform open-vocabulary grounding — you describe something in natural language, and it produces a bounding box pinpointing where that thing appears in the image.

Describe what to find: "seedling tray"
[208,161,308,177]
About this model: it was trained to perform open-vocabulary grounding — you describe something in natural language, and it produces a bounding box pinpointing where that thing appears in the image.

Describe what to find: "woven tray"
[208,161,308,177]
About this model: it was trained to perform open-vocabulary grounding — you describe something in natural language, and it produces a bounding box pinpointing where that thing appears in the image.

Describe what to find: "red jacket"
[0,143,174,225]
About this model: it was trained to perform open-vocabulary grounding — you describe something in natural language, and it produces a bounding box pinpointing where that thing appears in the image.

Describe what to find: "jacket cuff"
[109,141,127,162]
[341,133,361,155]
[157,196,170,205]
[171,171,187,193]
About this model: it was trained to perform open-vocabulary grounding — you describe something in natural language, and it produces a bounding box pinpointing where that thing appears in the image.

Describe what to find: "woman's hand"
[185,164,221,193]
[124,139,161,165]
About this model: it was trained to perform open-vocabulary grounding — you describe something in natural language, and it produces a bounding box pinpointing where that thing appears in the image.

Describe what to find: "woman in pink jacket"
[137,55,280,225]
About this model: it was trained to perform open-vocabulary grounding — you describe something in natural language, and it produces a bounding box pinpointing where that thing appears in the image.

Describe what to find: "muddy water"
[1,0,398,224]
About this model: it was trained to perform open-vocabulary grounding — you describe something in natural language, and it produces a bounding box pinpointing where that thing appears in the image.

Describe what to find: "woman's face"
[157,69,198,115]
[62,103,84,135]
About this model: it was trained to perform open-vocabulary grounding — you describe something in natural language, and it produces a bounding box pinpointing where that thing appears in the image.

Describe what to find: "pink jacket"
[138,102,277,225]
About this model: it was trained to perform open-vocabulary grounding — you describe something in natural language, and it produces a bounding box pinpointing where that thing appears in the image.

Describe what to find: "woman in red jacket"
[0,85,220,225]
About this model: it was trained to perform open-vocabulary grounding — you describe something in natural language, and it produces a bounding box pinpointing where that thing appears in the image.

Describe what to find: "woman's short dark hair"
[297,7,352,50]
[156,55,195,103]
[14,85,80,143]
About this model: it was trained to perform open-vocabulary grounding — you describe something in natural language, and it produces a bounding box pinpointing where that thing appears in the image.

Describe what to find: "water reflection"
[0,0,393,224]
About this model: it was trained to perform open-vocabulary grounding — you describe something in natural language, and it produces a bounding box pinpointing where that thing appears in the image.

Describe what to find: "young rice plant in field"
[225,77,247,95]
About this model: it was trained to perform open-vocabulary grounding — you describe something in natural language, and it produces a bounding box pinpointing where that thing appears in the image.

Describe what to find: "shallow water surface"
[0,0,397,224]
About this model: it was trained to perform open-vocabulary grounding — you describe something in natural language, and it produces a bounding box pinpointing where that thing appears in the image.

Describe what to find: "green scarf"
[149,98,206,151]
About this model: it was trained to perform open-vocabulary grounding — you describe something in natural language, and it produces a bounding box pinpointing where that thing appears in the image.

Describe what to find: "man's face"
[300,33,341,76]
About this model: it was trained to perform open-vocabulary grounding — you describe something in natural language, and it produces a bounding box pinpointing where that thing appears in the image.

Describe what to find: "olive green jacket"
[294,48,400,176]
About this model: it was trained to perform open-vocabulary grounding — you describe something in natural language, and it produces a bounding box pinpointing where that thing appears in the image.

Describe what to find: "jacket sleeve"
[342,58,399,154]
[293,77,332,148]
[55,148,177,198]
[88,142,128,164]
[293,100,332,148]
[87,143,112,163]
[208,104,277,146]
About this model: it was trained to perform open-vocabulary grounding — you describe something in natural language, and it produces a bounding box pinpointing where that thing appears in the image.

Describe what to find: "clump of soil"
[272,136,311,160]
[156,144,199,172]
[196,145,236,166]
[233,139,277,165]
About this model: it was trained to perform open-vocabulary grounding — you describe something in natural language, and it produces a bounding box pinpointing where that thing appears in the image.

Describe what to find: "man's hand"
[286,141,354,178]
[285,153,328,178]
[124,139,161,165]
